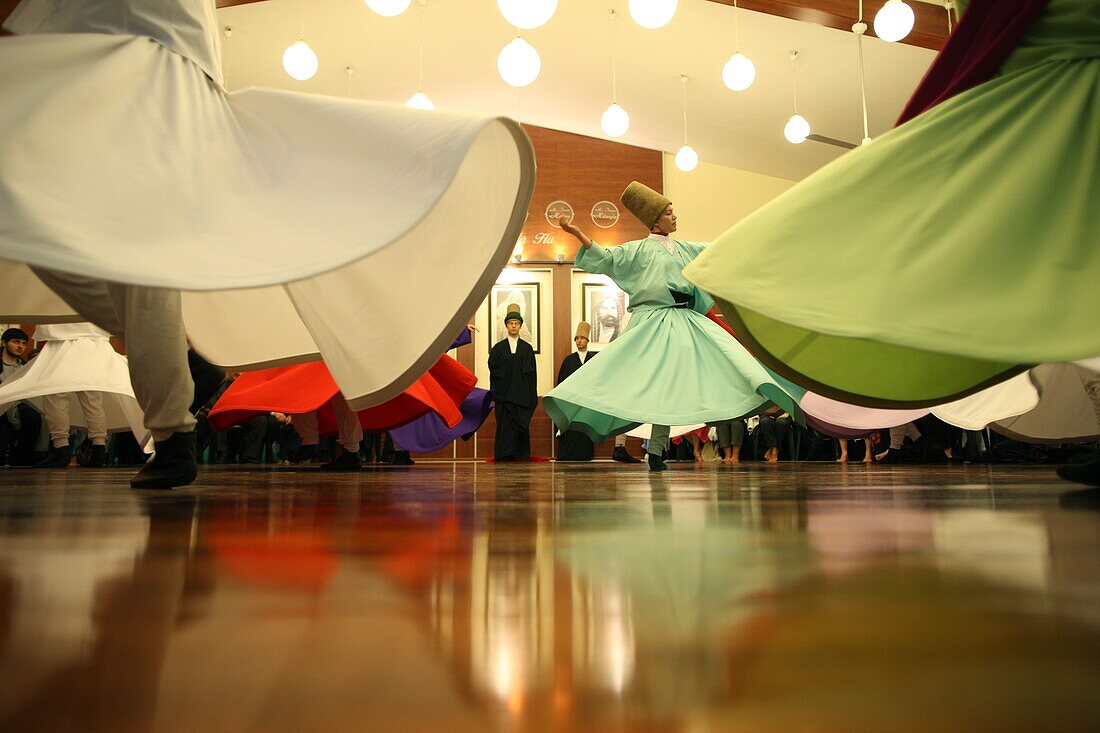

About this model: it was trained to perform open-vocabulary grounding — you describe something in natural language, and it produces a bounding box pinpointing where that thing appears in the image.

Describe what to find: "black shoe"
[320,449,362,471]
[131,432,197,489]
[647,453,667,472]
[286,444,317,464]
[35,445,72,469]
[77,443,107,468]
[612,446,642,464]
[1057,454,1100,487]
[392,450,415,466]
[876,448,904,465]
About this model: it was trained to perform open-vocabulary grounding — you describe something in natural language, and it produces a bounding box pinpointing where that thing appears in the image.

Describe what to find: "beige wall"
[663,156,796,243]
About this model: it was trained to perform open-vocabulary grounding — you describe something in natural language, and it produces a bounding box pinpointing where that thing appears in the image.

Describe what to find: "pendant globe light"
[783,51,810,144]
[722,0,755,92]
[366,0,412,17]
[628,0,677,30]
[675,75,698,172]
[874,0,915,43]
[282,2,318,81]
[600,9,630,137]
[497,0,558,30]
[497,37,541,87]
[406,0,434,109]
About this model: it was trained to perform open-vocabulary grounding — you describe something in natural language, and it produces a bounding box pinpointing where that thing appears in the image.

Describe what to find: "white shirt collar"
[648,231,676,254]
[507,335,519,354]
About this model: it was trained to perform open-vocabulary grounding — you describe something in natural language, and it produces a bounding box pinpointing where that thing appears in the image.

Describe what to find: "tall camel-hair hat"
[620,180,671,229]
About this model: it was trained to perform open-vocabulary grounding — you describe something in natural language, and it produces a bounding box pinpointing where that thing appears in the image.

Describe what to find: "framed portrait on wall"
[489,282,540,353]
[582,282,630,348]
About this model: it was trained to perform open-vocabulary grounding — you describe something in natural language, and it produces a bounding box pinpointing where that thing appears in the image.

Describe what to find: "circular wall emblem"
[590,200,620,229]
[545,200,574,227]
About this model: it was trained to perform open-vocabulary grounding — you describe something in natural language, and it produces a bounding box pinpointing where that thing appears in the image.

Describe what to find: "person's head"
[651,204,677,234]
[597,297,622,329]
[619,181,672,232]
[2,328,28,360]
[574,321,591,351]
[504,303,523,338]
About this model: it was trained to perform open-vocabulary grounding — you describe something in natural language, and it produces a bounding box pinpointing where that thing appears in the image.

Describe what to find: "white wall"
[662,156,797,243]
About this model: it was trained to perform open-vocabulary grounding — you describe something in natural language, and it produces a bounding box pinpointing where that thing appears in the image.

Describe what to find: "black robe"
[555,350,597,460]
[488,338,537,460]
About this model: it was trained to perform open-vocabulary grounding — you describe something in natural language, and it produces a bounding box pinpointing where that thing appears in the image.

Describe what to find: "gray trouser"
[707,420,745,450]
[42,391,107,446]
[292,395,363,453]
[889,422,922,450]
[648,424,670,456]
[32,269,196,442]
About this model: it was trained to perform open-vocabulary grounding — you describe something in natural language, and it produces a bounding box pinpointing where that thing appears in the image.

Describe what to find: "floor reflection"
[0,464,1098,731]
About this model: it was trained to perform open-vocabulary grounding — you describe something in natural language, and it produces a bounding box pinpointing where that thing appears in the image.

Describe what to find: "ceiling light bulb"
[675,145,699,172]
[874,0,915,43]
[722,52,756,92]
[282,41,318,81]
[497,37,541,87]
[365,0,412,17]
[406,91,435,110]
[497,0,558,30]
[784,114,810,144]
[600,103,630,138]
[627,0,678,30]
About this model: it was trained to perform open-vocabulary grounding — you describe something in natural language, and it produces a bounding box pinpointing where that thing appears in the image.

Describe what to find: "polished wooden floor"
[1,461,1099,732]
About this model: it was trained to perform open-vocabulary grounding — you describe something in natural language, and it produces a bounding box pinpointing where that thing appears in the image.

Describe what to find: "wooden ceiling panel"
[705,0,950,50]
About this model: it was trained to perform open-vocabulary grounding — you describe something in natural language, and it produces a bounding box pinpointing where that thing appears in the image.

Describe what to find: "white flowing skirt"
[0,337,149,445]
[0,30,534,410]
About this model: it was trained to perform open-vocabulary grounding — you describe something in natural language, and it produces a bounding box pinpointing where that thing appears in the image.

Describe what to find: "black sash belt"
[670,290,695,309]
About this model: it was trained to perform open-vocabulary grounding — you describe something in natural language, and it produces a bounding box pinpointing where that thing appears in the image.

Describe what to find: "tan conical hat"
[620,180,671,229]
[504,302,523,324]
[574,321,591,340]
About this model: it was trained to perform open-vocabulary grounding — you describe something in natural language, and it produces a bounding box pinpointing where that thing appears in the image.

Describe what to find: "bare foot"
[766,447,778,464]
[863,456,874,464]
[836,456,848,464]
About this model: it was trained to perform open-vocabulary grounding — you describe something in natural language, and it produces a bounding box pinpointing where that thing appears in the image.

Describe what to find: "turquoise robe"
[542,235,800,443]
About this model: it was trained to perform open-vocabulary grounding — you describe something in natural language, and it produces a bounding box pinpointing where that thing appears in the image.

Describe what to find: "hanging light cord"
[854,1,871,143]
[610,9,618,103]
[681,75,689,144]
[298,0,305,40]
[733,0,740,50]
[417,0,426,92]
[945,0,955,34]
[789,52,799,114]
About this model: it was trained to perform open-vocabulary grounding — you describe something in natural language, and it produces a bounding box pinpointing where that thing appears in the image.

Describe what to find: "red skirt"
[207,354,476,436]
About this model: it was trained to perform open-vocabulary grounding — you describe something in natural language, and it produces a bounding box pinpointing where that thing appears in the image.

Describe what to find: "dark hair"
[2,327,29,342]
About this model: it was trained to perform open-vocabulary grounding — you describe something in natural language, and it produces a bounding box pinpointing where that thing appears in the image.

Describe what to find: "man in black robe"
[556,322,597,461]
[489,303,537,461]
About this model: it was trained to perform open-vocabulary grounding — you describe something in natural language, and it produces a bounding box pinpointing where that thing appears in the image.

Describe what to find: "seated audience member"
[710,419,747,465]
[837,437,874,464]
[757,407,791,464]
[0,328,43,466]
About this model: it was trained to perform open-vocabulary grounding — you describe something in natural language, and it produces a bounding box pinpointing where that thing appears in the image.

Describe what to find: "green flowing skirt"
[542,306,801,443]
[684,6,1100,407]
